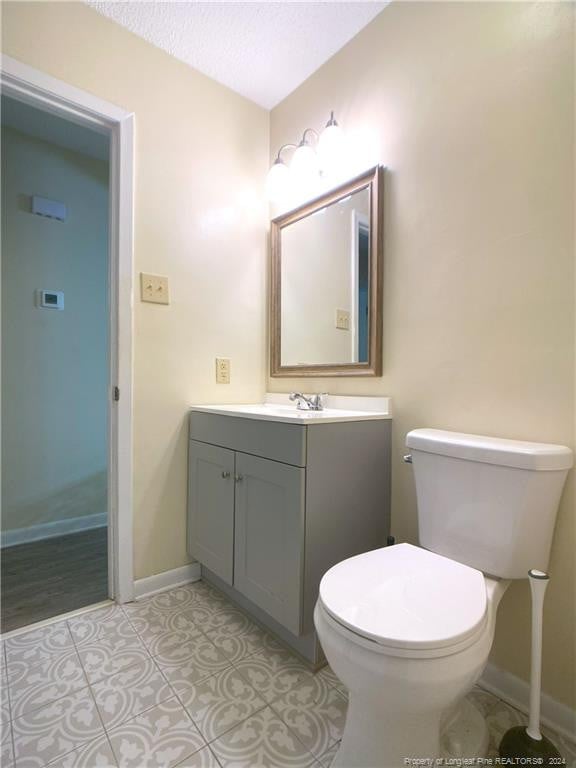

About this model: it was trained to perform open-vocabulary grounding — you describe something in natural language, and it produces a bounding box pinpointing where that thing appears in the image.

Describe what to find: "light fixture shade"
[318,121,344,173]
[266,160,290,202]
[290,142,319,182]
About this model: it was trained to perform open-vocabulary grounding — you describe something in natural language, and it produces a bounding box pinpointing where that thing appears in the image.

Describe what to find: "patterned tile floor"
[0,580,574,768]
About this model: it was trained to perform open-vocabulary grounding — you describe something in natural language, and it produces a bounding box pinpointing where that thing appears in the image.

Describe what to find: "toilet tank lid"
[406,429,573,471]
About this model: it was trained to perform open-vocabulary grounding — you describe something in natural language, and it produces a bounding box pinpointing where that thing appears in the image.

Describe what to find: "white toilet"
[314,429,572,768]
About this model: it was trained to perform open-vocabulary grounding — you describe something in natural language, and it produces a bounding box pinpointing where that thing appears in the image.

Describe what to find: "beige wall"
[2,127,108,533]
[1,1,270,579]
[269,2,575,708]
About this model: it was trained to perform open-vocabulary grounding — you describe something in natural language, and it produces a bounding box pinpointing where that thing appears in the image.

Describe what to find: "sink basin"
[190,394,391,424]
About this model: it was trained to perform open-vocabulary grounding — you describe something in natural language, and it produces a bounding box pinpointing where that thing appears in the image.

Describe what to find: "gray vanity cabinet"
[234,453,304,635]
[187,441,235,584]
[188,410,391,664]
[188,432,304,633]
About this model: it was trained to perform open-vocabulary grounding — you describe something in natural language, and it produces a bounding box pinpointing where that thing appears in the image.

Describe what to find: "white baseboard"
[1,513,107,548]
[480,662,576,742]
[133,563,201,600]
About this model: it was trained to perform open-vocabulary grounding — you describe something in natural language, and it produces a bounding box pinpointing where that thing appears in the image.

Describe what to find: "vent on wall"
[31,195,67,222]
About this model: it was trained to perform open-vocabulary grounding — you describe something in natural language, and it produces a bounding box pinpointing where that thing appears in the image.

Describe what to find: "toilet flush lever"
[403,454,413,464]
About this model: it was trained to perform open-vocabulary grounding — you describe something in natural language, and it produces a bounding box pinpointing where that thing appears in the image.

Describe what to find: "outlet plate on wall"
[336,309,350,330]
[216,357,230,384]
[141,273,169,304]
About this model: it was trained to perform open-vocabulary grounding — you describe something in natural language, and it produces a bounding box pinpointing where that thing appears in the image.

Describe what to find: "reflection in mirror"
[270,166,382,377]
[281,187,370,366]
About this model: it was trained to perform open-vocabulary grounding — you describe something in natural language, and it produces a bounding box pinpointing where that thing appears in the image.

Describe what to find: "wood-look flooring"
[1,527,108,633]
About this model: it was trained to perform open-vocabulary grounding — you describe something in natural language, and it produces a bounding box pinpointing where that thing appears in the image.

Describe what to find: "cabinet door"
[188,440,235,584]
[234,452,304,635]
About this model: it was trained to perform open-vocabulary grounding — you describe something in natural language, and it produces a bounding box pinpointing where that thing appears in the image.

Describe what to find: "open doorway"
[1,96,111,631]
[0,56,135,632]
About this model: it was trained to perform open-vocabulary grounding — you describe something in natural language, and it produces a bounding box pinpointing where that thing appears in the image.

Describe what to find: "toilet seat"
[319,543,487,653]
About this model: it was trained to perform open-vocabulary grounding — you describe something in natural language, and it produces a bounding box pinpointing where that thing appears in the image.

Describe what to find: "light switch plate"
[141,273,169,304]
[336,309,350,330]
[216,357,231,384]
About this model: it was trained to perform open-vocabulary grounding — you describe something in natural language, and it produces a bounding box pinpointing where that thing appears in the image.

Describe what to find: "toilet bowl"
[313,429,572,768]
[315,544,509,768]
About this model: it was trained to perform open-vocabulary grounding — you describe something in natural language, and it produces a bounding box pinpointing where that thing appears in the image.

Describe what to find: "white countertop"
[190,393,391,424]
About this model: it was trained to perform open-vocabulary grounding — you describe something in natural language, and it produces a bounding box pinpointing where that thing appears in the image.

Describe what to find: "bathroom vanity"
[187,394,391,664]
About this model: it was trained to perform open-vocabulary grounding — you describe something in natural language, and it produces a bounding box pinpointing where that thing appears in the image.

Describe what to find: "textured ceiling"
[86,1,388,109]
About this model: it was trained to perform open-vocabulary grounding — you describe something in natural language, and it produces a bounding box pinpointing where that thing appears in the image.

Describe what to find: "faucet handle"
[310,393,328,410]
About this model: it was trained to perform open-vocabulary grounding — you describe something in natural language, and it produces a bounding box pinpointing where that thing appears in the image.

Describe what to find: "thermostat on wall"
[38,290,64,310]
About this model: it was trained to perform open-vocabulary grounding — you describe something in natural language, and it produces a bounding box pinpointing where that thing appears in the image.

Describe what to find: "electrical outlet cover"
[336,308,350,330]
[216,357,231,384]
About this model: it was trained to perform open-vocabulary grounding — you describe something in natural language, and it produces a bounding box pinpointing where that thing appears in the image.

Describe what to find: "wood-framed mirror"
[270,165,383,377]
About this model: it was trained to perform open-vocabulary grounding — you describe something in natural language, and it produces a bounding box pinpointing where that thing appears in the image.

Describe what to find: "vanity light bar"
[266,112,344,201]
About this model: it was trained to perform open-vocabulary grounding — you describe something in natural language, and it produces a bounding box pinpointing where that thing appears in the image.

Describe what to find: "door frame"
[350,209,370,364]
[1,55,135,603]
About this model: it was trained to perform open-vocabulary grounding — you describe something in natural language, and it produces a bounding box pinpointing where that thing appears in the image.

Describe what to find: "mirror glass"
[280,186,370,367]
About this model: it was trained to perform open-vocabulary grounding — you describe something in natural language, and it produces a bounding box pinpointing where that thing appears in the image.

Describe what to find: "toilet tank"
[406,429,573,579]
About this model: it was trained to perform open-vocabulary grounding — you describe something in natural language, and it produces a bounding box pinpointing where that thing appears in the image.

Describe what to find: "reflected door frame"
[1,55,135,603]
[350,209,370,364]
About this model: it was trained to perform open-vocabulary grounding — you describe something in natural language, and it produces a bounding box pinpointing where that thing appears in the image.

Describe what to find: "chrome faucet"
[289,392,327,411]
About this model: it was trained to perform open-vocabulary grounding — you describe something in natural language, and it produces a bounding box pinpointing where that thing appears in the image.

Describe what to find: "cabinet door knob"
[221,471,230,479]
[235,474,244,482]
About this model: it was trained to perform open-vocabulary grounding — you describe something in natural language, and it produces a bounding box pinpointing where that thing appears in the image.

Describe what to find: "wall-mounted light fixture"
[266,112,344,202]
